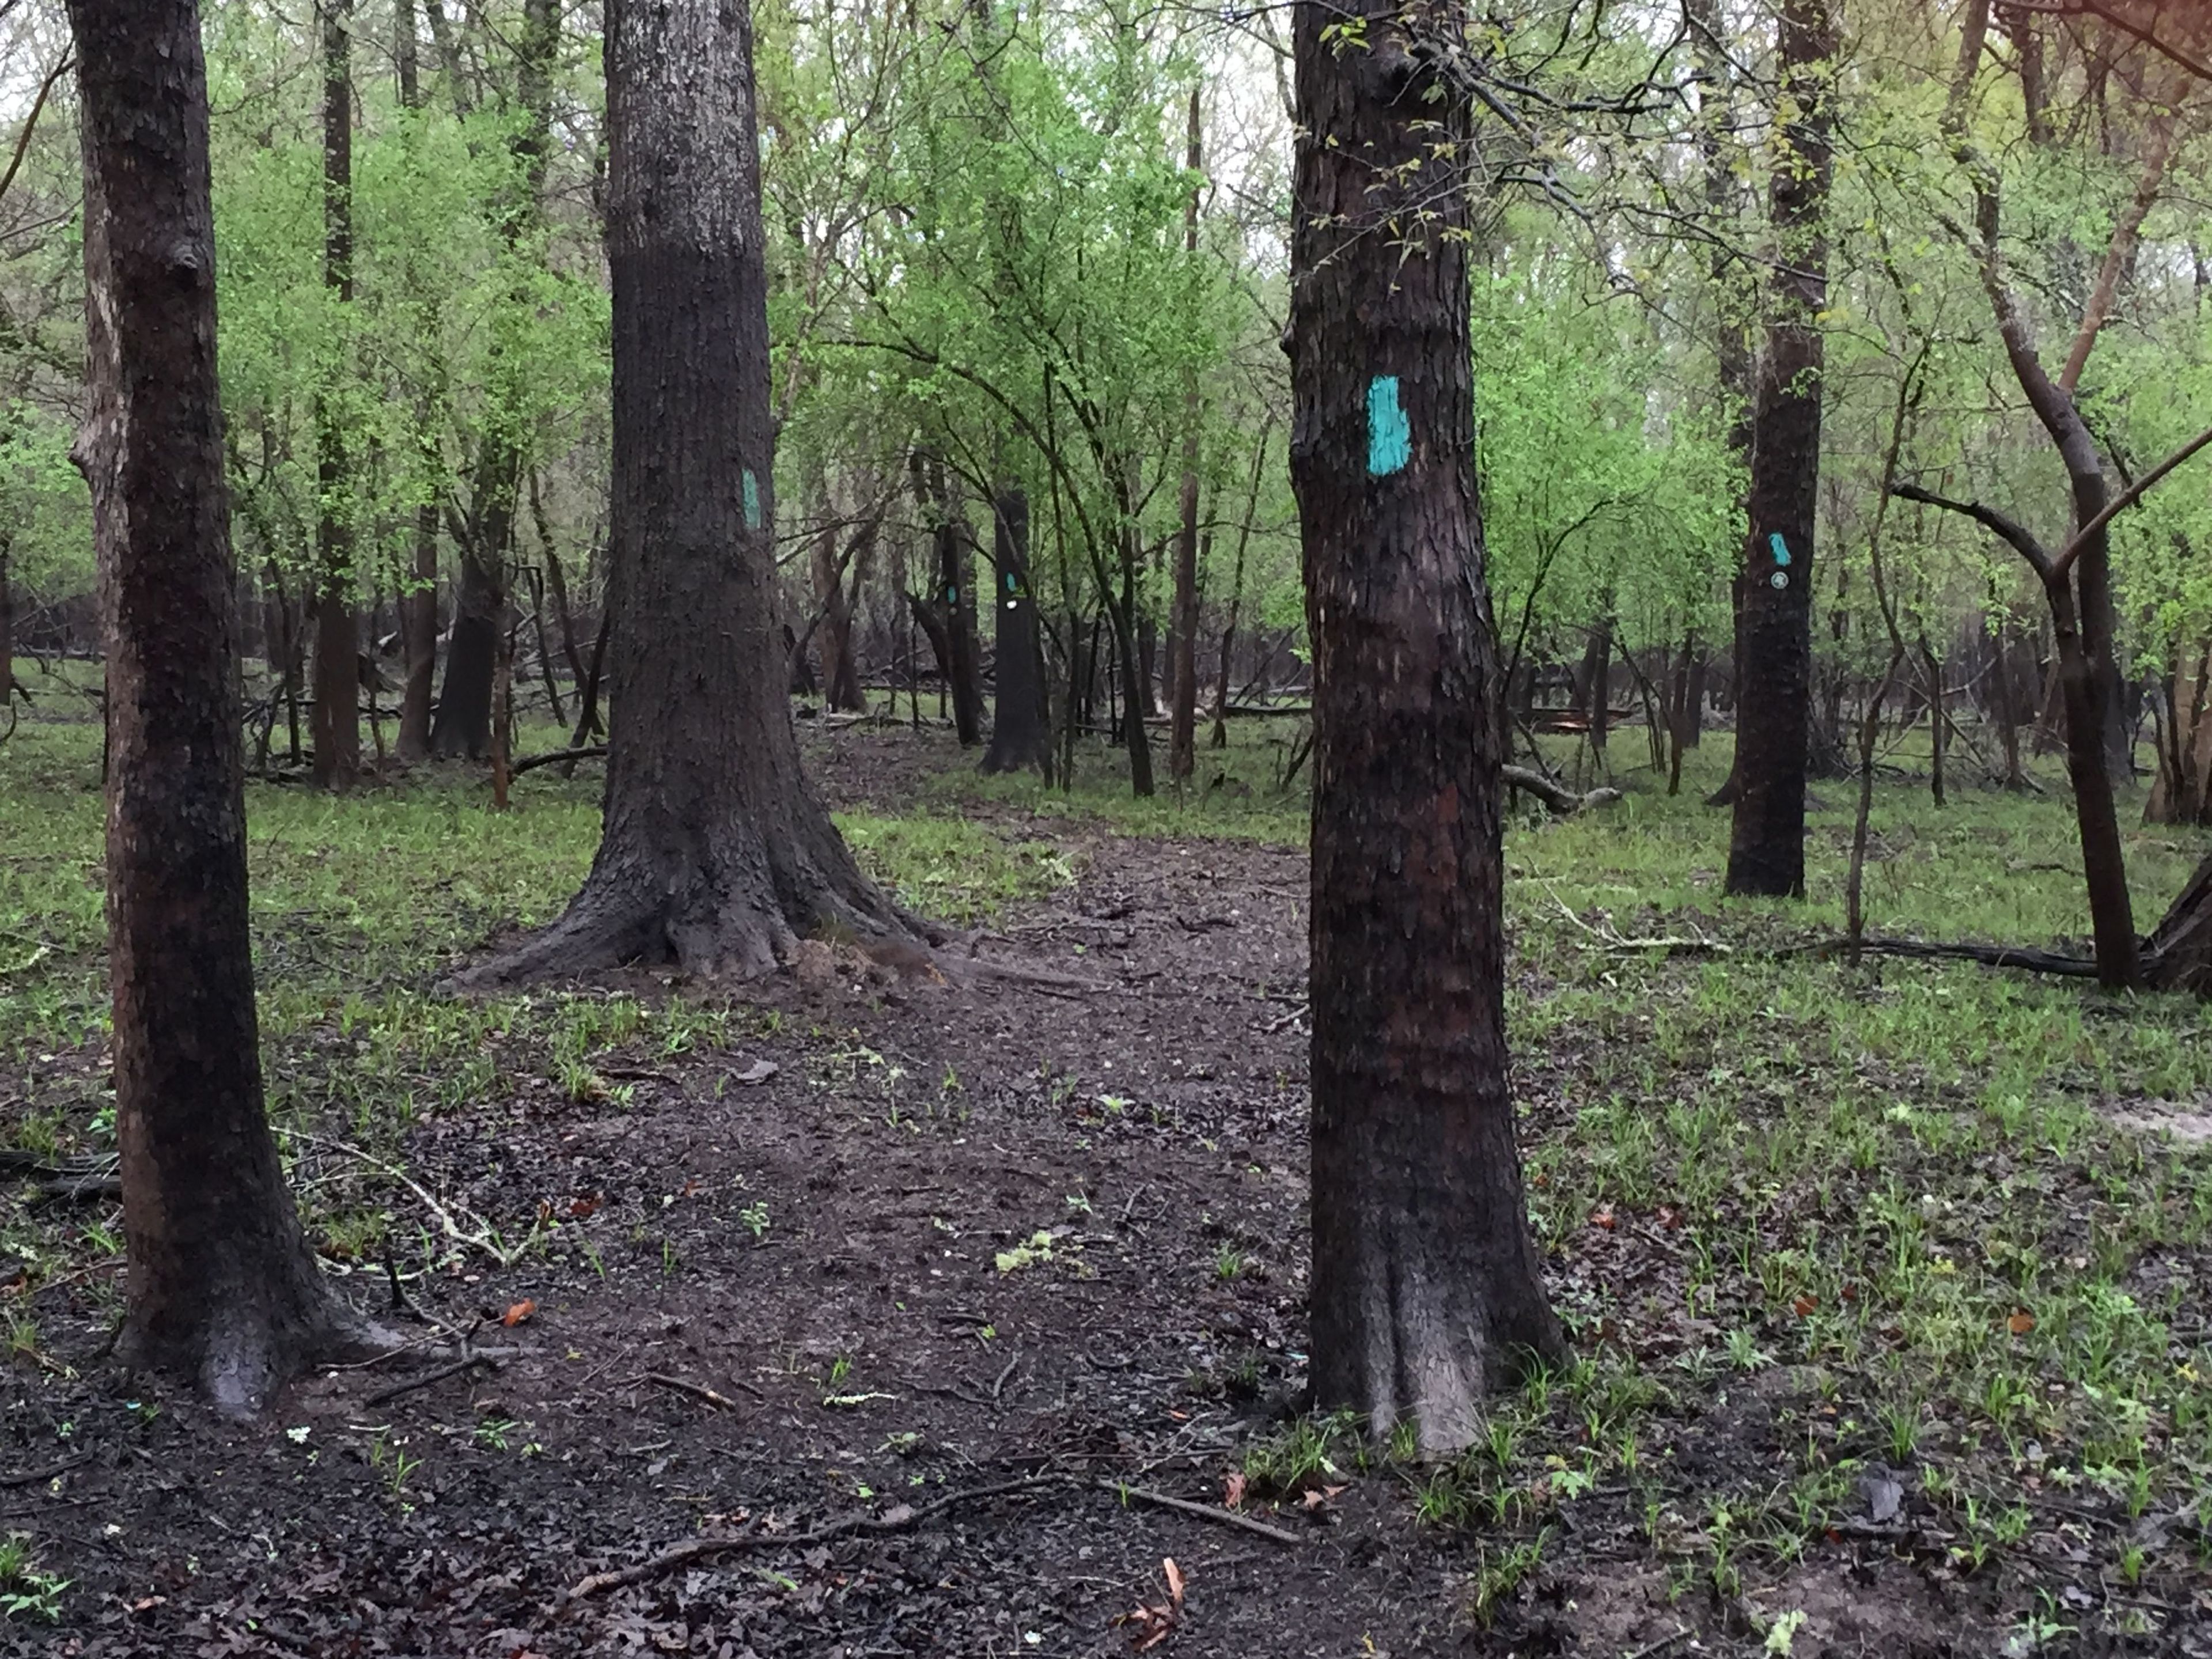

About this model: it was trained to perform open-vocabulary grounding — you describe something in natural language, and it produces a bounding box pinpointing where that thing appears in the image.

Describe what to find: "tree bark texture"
[1289,0,1563,1455]
[809,507,867,715]
[310,0,359,790]
[1727,0,1834,898]
[67,0,370,1410]
[453,0,903,986]
[982,487,1051,775]
[2145,853,2212,999]
[2147,639,2212,825]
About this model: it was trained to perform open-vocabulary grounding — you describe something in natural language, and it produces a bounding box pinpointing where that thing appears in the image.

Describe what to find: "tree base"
[2146,853,2212,999]
[118,1283,390,1418]
[447,826,919,991]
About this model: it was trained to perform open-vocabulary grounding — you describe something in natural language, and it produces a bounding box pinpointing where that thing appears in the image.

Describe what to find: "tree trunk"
[67,0,374,1411]
[431,543,500,755]
[809,500,867,715]
[1727,0,1834,898]
[1289,0,1562,1455]
[2146,639,2212,825]
[452,0,905,987]
[310,0,359,791]
[2145,853,2212,999]
[1991,615,2025,788]
[982,487,1051,775]
[1211,422,1268,751]
[1921,634,1946,808]
[392,0,438,764]
[0,532,18,711]
[1168,86,1203,785]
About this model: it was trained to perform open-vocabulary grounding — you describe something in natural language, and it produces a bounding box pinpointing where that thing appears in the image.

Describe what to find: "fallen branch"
[363,1353,496,1408]
[1834,937,2100,977]
[509,744,607,778]
[644,1371,759,1410]
[566,1473,1069,1600]
[279,1130,545,1268]
[1095,1480,1301,1546]
[1503,764,1622,816]
[0,1453,93,1491]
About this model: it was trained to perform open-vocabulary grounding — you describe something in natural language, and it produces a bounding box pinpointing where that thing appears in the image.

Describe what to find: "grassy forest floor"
[2,679,2210,1658]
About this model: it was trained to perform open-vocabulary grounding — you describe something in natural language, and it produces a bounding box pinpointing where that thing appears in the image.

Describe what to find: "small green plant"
[474,1418,519,1452]
[1469,1529,1551,1628]
[1213,1245,1248,1281]
[738,1202,770,1240]
[0,1533,67,1623]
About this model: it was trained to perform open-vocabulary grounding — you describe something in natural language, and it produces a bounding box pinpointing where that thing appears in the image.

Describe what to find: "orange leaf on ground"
[1792,1294,1818,1317]
[502,1299,537,1327]
[1222,1471,1247,1509]
[1591,1209,1616,1230]
[569,1195,600,1219]
[2008,1309,2035,1335]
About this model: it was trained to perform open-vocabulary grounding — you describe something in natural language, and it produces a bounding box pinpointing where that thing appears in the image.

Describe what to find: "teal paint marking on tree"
[1768,531,1791,566]
[743,469,762,530]
[1366,376,1410,476]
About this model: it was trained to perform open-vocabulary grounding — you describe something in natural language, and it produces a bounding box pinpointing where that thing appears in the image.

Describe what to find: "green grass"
[5,679,2211,1638]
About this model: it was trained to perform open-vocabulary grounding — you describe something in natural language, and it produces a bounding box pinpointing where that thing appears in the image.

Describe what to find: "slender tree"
[455,0,907,985]
[981,485,1052,774]
[1289,0,1563,1454]
[393,0,440,763]
[310,0,359,789]
[1167,86,1203,785]
[66,0,373,1410]
[1726,0,1835,897]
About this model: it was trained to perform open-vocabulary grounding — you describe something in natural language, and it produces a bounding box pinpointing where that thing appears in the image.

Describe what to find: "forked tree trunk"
[1728,0,1834,897]
[982,487,1051,775]
[808,494,866,715]
[1289,0,1563,1456]
[67,0,374,1410]
[310,0,359,791]
[452,0,904,987]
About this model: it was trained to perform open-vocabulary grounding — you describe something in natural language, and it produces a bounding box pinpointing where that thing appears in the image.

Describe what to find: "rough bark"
[2145,853,2212,998]
[1289,0,1563,1455]
[2146,638,2212,824]
[451,0,904,987]
[310,0,359,790]
[1727,0,1834,898]
[66,0,374,1410]
[981,487,1051,775]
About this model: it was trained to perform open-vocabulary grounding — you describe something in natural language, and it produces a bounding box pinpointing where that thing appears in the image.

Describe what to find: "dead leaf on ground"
[1299,1483,1346,1512]
[502,1299,537,1327]
[1115,1556,1187,1651]
[1221,1471,1247,1509]
[2008,1309,2036,1335]
[730,1059,779,1085]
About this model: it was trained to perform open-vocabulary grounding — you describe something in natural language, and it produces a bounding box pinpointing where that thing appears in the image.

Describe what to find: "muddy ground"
[0,727,2172,1658]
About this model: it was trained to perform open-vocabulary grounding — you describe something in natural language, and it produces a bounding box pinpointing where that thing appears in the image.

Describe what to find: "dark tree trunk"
[310,0,359,790]
[0,532,18,711]
[982,487,1051,775]
[66,0,373,1411]
[453,0,904,987]
[1211,423,1268,751]
[809,501,867,714]
[1992,615,2025,788]
[1113,518,1156,797]
[1289,0,1562,1455]
[1727,0,1834,898]
[431,0,554,756]
[393,0,437,764]
[2146,853,2212,999]
[1920,633,1947,807]
[1578,612,1613,755]
[912,456,982,744]
[1168,86,1203,785]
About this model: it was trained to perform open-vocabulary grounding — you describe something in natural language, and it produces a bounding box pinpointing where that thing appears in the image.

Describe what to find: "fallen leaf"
[1222,1471,1246,1509]
[569,1195,601,1219]
[502,1299,537,1327]
[1656,1206,1682,1230]
[1590,1208,1616,1230]
[880,1503,914,1525]
[1792,1294,1818,1317]
[2008,1309,2035,1335]
[730,1059,779,1085]
[1116,1557,1187,1652]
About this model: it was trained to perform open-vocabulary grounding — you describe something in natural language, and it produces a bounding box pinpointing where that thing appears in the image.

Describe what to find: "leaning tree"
[456,0,907,986]
[1289,0,1565,1454]
[68,0,376,1410]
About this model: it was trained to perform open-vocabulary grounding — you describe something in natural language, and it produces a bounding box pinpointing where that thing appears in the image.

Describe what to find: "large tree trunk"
[1289,0,1562,1456]
[1727,0,1834,897]
[310,0,359,790]
[982,487,1051,775]
[453,0,904,987]
[67,0,373,1411]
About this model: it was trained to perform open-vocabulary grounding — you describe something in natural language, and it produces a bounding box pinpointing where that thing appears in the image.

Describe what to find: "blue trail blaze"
[1767,531,1792,566]
[743,469,763,530]
[1366,376,1410,476]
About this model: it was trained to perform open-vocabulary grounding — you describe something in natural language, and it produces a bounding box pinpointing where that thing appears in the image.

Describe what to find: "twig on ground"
[0,1454,93,1490]
[281,1129,544,1267]
[1095,1480,1301,1545]
[643,1371,759,1410]
[362,1353,495,1407]
[566,1472,1070,1600]
[1262,1001,1308,1033]
[991,1352,1020,1402]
